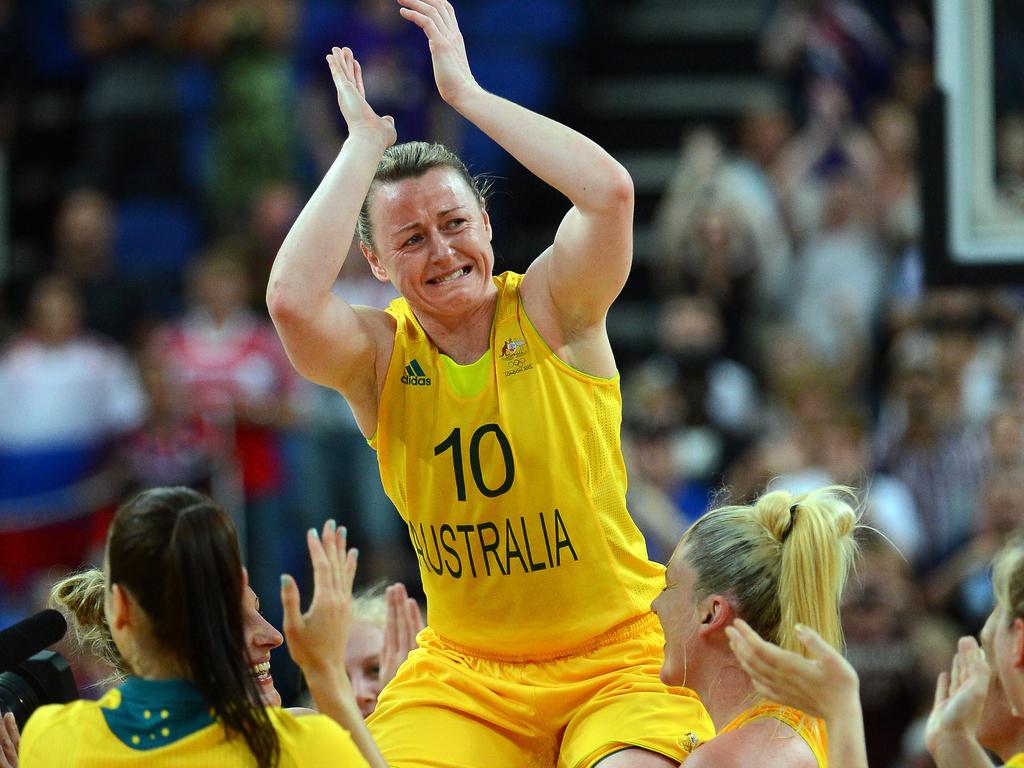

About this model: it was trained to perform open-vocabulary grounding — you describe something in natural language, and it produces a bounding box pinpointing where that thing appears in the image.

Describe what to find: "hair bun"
[753,490,798,543]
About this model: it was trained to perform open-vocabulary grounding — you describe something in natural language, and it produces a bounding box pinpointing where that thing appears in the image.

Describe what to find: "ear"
[108,584,132,631]
[361,241,390,283]
[696,594,735,639]
[1013,617,1024,669]
[481,206,492,242]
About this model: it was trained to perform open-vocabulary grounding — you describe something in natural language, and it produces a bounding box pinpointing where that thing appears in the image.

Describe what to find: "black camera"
[0,651,79,728]
[0,610,80,728]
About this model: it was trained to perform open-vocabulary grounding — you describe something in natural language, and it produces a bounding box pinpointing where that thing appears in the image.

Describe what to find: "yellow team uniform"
[19,677,367,767]
[366,271,714,767]
[719,702,828,767]
[1005,755,1024,767]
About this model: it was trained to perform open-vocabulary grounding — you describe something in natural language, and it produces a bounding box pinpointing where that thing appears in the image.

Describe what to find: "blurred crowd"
[0,0,1021,766]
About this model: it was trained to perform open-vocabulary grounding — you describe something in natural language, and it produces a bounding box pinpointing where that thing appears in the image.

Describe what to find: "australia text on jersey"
[407,509,579,578]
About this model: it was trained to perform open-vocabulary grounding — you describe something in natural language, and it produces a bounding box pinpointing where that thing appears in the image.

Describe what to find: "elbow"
[594,163,634,214]
[266,276,306,327]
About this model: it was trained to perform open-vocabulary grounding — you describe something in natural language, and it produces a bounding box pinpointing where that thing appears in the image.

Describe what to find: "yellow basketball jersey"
[720,703,828,767]
[1005,754,1024,767]
[372,271,664,658]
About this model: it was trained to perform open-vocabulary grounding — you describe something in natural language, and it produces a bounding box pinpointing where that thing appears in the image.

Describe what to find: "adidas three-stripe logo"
[401,359,431,386]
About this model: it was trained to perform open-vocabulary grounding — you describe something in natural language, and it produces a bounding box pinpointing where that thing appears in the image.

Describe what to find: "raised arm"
[924,636,996,768]
[266,47,396,427]
[398,0,634,331]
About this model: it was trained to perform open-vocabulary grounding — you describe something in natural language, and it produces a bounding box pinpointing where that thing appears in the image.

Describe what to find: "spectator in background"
[0,275,145,615]
[74,0,193,199]
[186,0,299,228]
[875,331,988,569]
[774,409,923,563]
[152,247,300,628]
[53,188,146,348]
[924,466,1024,635]
[295,0,454,175]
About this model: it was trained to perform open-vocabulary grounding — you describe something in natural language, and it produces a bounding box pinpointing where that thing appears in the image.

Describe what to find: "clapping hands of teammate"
[380,583,424,687]
[0,711,18,768]
[925,636,991,762]
[281,521,358,680]
[325,46,396,149]
[726,619,860,722]
[397,0,479,108]
[727,619,868,768]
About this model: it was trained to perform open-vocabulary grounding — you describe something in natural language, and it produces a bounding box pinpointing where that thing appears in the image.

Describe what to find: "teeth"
[249,661,271,678]
[436,267,468,284]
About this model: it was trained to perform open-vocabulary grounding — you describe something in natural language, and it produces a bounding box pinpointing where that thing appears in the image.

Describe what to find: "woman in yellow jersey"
[651,487,861,768]
[18,487,378,767]
[925,534,1024,768]
[266,0,714,764]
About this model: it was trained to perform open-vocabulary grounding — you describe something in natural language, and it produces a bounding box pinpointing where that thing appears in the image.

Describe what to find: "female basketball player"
[266,1,714,764]
[651,487,861,767]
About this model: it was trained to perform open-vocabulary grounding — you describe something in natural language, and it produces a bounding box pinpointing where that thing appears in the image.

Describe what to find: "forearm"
[305,668,387,768]
[930,732,995,768]
[451,86,631,213]
[267,134,385,320]
[824,703,869,768]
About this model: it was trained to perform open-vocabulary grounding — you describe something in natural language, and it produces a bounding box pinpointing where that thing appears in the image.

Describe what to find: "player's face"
[242,586,284,707]
[652,547,701,687]
[364,167,494,319]
[985,603,1024,716]
[345,620,385,718]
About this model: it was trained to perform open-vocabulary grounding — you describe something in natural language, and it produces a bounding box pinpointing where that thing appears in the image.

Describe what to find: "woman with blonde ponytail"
[651,486,860,767]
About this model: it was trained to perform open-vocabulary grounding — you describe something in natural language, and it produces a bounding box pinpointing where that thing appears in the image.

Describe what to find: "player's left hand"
[281,521,359,677]
[396,0,478,107]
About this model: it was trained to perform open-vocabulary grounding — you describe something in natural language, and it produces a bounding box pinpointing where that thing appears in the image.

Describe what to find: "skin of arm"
[682,719,818,768]
[266,47,396,430]
[725,620,868,768]
[280,523,387,768]
[397,0,634,351]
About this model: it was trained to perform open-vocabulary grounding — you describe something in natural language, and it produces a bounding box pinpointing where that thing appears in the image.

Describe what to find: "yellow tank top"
[720,703,828,767]
[1006,754,1024,767]
[371,271,664,658]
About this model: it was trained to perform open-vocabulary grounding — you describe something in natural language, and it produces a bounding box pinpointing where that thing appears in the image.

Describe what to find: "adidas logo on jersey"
[401,359,431,386]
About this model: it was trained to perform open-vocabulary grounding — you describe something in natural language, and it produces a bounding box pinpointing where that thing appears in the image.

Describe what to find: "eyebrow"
[393,206,467,236]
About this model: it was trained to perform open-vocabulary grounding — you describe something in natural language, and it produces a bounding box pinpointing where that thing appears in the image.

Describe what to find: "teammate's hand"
[725,619,860,722]
[380,583,424,686]
[925,636,991,755]
[0,711,18,768]
[396,0,478,107]
[326,46,396,149]
[281,521,359,677]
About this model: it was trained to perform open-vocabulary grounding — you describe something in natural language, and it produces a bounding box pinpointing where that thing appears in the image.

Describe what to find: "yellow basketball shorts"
[366,612,715,768]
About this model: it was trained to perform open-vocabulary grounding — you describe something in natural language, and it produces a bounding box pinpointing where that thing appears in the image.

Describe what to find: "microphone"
[0,609,68,674]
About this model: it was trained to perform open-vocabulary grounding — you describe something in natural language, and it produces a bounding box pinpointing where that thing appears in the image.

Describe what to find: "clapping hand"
[397,0,479,107]
[925,636,991,756]
[380,583,424,687]
[325,46,396,149]
[281,521,358,678]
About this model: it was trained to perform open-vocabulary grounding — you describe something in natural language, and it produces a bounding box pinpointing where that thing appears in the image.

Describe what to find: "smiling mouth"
[250,661,272,683]
[428,266,471,284]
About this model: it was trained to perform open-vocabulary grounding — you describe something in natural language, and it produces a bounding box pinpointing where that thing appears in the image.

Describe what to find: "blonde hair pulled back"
[682,486,860,655]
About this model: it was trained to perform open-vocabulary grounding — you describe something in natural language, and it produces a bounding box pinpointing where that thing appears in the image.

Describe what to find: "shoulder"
[21,699,104,758]
[268,709,369,765]
[686,718,819,768]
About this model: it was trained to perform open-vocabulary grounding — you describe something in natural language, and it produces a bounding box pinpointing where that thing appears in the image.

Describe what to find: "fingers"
[307,527,332,600]
[0,711,17,768]
[933,670,950,709]
[280,573,302,636]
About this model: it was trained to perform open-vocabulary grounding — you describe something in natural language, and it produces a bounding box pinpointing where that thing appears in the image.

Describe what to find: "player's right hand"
[924,635,991,754]
[326,46,397,149]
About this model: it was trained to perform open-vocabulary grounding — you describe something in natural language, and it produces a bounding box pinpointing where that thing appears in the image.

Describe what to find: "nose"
[255,615,284,651]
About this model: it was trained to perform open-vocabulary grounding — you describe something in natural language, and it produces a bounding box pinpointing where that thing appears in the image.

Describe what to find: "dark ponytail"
[108,487,280,767]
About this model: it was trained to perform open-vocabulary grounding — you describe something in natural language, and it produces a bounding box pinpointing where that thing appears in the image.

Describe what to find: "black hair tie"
[781,503,799,541]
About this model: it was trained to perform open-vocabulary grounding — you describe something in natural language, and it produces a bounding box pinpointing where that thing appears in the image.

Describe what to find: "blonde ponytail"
[48,569,127,679]
[682,485,860,655]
